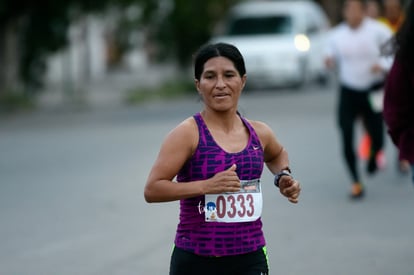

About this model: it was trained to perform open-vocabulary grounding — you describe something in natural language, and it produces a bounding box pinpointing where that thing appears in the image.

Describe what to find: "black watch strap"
[274,169,292,188]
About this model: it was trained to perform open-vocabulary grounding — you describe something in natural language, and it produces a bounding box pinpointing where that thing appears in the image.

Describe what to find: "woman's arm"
[144,118,241,203]
[251,121,301,203]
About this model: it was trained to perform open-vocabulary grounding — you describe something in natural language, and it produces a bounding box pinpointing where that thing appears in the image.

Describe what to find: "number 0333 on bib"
[204,179,262,223]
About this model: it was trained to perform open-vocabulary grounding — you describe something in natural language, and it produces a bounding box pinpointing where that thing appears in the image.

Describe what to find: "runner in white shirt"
[324,0,393,199]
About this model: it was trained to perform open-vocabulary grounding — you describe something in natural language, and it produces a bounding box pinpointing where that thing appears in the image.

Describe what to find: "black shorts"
[169,246,269,275]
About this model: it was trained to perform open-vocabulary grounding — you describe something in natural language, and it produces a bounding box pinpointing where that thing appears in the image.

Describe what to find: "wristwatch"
[274,168,292,188]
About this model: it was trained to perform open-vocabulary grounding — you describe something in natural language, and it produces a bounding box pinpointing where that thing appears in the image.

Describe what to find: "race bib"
[204,179,262,223]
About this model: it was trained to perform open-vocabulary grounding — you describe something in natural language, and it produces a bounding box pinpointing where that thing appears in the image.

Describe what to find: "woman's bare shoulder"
[164,116,199,151]
[246,119,278,148]
[173,116,198,135]
[247,119,273,136]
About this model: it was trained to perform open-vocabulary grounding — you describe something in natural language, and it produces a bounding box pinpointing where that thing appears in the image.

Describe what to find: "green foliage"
[0,0,154,93]
[0,92,34,113]
[0,0,240,96]
[156,0,240,67]
[19,5,71,90]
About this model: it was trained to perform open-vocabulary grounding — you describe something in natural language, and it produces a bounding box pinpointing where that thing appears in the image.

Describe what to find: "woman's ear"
[195,79,201,93]
[241,75,247,89]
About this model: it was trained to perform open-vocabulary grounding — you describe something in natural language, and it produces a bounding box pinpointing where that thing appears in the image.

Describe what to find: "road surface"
[1,85,413,275]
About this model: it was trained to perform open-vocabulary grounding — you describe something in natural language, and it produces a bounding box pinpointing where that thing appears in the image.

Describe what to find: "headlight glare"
[294,34,310,52]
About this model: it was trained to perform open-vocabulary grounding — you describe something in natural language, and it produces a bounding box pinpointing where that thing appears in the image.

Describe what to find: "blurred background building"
[0,0,409,110]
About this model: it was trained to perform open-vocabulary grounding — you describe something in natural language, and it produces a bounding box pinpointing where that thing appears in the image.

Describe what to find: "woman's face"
[196,56,246,112]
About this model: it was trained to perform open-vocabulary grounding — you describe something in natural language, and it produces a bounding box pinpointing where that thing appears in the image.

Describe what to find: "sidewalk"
[36,63,178,112]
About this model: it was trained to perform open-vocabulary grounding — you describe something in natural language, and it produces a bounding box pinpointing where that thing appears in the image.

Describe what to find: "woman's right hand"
[205,164,241,194]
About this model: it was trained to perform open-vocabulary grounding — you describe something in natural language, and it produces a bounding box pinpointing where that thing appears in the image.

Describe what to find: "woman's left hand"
[278,176,301,203]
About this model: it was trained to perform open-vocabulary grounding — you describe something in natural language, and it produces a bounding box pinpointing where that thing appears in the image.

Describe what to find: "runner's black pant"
[169,246,269,275]
[337,85,384,183]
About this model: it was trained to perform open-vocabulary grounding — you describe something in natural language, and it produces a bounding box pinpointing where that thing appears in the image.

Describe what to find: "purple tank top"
[174,112,266,256]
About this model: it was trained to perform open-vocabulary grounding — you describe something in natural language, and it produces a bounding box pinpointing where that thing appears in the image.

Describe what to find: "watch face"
[274,170,292,187]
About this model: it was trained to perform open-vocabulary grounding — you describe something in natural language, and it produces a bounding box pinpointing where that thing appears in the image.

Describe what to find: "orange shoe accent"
[350,183,365,199]
[358,133,371,160]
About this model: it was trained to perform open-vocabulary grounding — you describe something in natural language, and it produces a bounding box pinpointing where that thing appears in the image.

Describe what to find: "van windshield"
[226,15,293,35]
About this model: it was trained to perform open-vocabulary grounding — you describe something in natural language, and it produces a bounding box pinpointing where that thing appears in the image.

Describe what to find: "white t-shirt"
[325,18,393,90]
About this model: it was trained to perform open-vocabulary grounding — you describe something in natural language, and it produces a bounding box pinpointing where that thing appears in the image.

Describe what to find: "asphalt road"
[1,84,413,275]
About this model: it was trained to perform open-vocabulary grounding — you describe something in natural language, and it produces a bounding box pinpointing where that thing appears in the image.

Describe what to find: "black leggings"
[337,85,384,183]
[169,246,269,275]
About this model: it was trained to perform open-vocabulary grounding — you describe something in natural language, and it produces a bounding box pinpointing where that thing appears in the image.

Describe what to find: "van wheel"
[315,72,329,86]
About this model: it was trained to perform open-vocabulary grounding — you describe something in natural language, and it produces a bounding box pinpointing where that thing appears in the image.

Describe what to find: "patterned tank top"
[175,112,266,256]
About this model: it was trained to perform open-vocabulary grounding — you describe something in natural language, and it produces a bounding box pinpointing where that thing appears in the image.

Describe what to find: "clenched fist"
[205,164,241,194]
[278,176,301,203]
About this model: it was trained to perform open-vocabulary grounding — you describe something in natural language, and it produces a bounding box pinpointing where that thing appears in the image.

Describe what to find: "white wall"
[45,15,108,87]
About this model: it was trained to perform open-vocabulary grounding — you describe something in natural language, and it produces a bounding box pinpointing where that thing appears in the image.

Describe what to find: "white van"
[210,0,331,88]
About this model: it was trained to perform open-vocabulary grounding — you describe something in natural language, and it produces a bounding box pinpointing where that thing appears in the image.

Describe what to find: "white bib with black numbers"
[204,179,262,223]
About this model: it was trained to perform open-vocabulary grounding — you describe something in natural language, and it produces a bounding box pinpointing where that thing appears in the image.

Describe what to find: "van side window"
[227,15,293,36]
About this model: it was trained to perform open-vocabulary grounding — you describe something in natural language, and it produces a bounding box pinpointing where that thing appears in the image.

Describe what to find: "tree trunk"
[0,20,21,95]
[0,25,5,95]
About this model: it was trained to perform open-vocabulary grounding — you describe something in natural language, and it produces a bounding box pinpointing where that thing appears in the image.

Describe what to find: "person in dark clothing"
[383,0,414,183]
[324,0,393,198]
